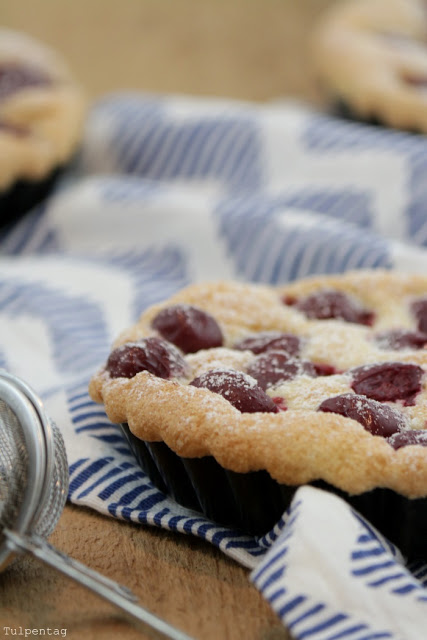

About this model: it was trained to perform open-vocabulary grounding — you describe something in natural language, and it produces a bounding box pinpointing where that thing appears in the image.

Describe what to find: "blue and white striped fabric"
[1,92,427,639]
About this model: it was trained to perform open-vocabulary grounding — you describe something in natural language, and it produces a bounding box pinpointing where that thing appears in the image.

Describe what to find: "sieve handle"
[4,528,194,640]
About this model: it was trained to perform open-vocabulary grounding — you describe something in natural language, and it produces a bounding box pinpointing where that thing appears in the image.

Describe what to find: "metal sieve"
[0,370,193,640]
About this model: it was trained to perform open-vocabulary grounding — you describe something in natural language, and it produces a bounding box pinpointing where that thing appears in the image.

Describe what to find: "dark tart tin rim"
[0,166,63,228]
[120,423,427,560]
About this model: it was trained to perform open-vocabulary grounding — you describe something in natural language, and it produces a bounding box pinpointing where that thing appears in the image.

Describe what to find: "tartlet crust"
[0,28,86,191]
[89,270,427,499]
[311,0,427,132]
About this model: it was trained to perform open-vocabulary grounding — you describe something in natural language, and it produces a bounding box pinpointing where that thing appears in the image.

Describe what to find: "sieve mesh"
[0,400,29,543]
[32,419,69,539]
[0,384,68,547]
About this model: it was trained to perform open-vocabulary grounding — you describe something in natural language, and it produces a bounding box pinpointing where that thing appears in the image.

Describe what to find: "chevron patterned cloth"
[1,93,427,639]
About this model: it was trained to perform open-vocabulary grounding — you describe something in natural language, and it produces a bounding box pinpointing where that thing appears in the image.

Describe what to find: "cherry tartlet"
[311,0,427,133]
[0,29,86,225]
[89,270,427,558]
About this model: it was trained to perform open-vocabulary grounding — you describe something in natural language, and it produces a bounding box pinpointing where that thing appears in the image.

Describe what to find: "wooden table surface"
[0,1,335,638]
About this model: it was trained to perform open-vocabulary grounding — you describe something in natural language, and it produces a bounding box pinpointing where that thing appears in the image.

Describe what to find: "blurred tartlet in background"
[0,28,86,227]
[311,0,427,132]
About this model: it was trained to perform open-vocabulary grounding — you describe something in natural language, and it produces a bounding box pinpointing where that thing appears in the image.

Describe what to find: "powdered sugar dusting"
[186,347,253,379]
[270,374,352,411]
[303,323,373,369]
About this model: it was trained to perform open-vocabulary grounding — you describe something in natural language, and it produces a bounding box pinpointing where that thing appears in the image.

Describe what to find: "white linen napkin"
[1,93,427,639]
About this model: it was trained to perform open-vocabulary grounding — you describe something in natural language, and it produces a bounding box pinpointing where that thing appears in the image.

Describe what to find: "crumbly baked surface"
[89,270,427,498]
[0,28,86,191]
[311,0,427,131]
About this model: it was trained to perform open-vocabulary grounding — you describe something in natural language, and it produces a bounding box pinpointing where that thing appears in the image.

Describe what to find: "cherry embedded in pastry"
[412,298,427,334]
[313,363,337,376]
[374,329,427,350]
[318,393,406,437]
[272,396,287,411]
[106,337,189,379]
[401,72,427,90]
[152,304,223,354]
[351,362,424,404]
[0,63,51,101]
[387,429,427,449]
[190,368,279,413]
[234,331,301,356]
[286,289,374,326]
[246,351,317,390]
[0,120,29,137]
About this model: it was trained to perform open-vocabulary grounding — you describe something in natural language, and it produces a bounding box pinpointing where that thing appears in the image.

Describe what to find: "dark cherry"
[388,430,427,450]
[374,329,427,350]
[351,362,424,404]
[106,337,189,379]
[318,393,406,437]
[152,304,223,354]
[190,368,278,413]
[272,396,287,411]
[401,73,427,89]
[246,351,317,390]
[286,290,374,326]
[313,363,338,376]
[412,298,427,334]
[234,331,301,357]
[0,120,29,136]
[0,64,51,101]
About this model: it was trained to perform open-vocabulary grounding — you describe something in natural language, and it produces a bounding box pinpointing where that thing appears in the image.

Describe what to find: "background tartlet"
[311,0,427,132]
[0,28,86,226]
